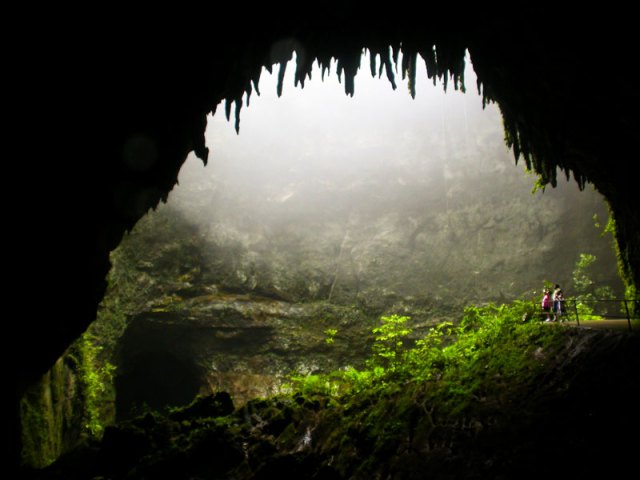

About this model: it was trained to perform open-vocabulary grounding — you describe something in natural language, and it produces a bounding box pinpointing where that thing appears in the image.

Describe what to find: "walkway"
[536,298,640,332]
[553,318,640,332]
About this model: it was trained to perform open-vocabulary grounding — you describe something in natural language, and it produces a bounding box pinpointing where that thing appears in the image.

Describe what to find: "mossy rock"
[169,392,234,422]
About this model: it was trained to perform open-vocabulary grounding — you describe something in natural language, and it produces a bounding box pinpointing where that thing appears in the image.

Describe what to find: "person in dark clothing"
[552,284,563,321]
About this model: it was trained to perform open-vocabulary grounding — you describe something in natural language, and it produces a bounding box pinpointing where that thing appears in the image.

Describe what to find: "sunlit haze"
[172,50,506,213]
[155,49,617,305]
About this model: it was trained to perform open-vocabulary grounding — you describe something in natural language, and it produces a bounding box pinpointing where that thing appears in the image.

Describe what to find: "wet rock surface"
[105,139,621,412]
[22,327,640,480]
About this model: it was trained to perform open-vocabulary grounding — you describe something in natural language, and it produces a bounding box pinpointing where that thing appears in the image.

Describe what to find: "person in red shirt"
[541,288,553,321]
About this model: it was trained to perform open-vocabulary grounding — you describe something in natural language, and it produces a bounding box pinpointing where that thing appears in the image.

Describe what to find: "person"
[554,289,565,322]
[552,284,562,321]
[541,288,553,321]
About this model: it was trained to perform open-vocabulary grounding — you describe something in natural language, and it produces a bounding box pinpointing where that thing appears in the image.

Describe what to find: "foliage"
[285,373,341,397]
[76,332,117,438]
[368,314,412,370]
[324,328,338,345]
[527,168,548,194]
[30,300,578,479]
[598,213,639,316]
[273,300,569,480]
[572,252,616,319]
[69,243,154,438]
[573,253,596,296]
[287,301,563,416]
[20,330,118,467]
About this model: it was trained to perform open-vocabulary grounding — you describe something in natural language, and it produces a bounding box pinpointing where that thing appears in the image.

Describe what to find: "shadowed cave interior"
[13,5,640,475]
[115,350,201,421]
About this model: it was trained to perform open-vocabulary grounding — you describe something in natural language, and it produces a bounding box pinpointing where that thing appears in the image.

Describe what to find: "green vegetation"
[19,332,115,468]
[19,359,70,468]
[22,182,626,470]
[598,212,639,316]
[288,301,563,415]
[56,300,576,479]
[324,328,338,345]
[277,302,572,477]
[572,252,616,320]
[19,250,130,468]
[573,253,615,301]
[75,332,117,438]
[20,332,117,468]
[368,314,413,369]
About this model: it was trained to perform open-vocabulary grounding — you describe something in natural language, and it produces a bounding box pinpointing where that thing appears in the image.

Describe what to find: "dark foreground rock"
[20,327,640,480]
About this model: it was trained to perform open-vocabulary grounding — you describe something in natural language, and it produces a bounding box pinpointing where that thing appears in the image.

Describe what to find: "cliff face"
[115,295,371,414]
[19,358,82,468]
[101,98,621,416]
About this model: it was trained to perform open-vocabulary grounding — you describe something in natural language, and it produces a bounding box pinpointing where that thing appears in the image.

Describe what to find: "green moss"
[19,358,76,468]
[20,320,118,467]
[602,213,639,312]
[76,331,116,438]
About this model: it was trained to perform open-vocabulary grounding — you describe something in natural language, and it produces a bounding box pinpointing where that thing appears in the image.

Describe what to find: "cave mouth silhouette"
[13,12,640,470]
[102,49,623,422]
[115,351,201,421]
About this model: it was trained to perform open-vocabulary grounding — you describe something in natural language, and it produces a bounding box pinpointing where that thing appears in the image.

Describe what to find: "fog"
[105,52,622,416]
[172,50,504,218]
[152,50,618,306]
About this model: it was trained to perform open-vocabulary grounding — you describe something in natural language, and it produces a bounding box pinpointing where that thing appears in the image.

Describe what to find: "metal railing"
[536,298,640,331]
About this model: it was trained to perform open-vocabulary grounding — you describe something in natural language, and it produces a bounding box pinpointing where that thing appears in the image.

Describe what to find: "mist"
[148,50,619,310]
[98,52,623,413]
[172,51,499,219]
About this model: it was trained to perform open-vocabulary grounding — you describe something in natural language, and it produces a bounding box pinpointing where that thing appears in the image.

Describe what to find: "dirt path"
[558,318,638,331]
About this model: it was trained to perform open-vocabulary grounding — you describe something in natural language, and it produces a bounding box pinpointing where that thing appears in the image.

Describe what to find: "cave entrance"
[102,50,623,410]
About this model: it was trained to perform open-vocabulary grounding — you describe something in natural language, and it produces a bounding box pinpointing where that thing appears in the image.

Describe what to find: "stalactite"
[193,114,209,164]
[369,49,377,77]
[401,48,409,80]
[477,78,484,99]
[336,49,362,96]
[213,38,577,204]
[224,98,232,122]
[404,51,418,99]
[277,61,288,97]
[317,53,333,81]
[234,98,242,133]
[321,62,329,80]
[516,125,530,161]
[345,73,354,96]
[293,53,303,88]
[383,47,397,90]
[431,43,466,93]
[252,74,261,96]
[294,49,313,88]
[391,44,400,69]
[421,46,438,86]
[245,82,253,107]
[454,57,466,93]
